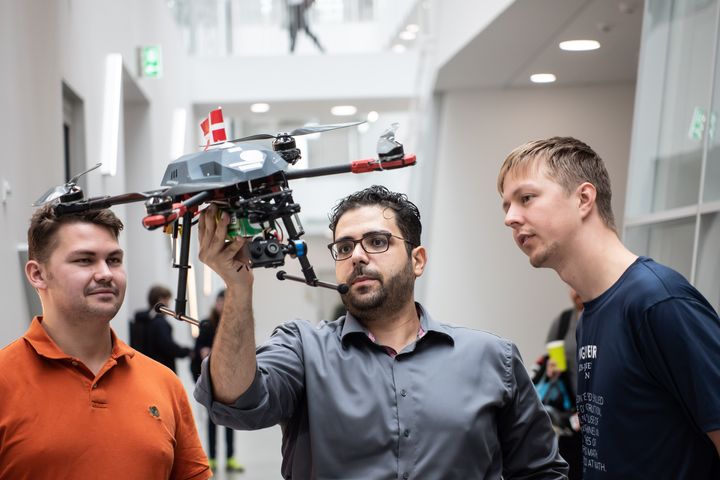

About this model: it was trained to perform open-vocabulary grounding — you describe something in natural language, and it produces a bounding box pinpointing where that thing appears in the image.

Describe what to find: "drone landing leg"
[174,210,193,316]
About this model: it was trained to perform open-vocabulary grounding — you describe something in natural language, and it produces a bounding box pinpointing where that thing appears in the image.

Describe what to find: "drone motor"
[272,135,302,165]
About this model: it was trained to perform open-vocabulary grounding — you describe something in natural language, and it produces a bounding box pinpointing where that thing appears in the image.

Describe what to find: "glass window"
[704,18,720,202]
[625,216,696,280]
[695,212,720,311]
[651,0,718,211]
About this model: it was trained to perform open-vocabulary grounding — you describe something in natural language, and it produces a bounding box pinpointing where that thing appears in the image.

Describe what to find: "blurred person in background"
[131,285,192,374]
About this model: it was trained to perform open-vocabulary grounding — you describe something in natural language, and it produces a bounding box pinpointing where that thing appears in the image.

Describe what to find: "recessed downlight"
[367,111,379,123]
[331,105,357,116]
[250,103,270,113]
[399,31,416,41]
[530,73,557,83]
[559,39,601,51]
[406,24,420,33]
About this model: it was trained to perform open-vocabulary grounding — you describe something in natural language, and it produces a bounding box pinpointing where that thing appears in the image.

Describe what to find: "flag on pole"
[200,107,227,148]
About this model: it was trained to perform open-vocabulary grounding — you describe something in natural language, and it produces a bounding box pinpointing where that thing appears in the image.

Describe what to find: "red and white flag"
[200,107,227,148]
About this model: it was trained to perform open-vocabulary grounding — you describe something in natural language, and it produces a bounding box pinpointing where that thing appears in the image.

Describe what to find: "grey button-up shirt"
[195,304,567,479]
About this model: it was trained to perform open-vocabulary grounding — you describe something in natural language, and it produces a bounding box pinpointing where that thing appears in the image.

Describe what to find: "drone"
[33,109,416,324]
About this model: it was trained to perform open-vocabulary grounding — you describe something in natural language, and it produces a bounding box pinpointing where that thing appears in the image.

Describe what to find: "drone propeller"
[32,162,102,207]
[227,121,365,143]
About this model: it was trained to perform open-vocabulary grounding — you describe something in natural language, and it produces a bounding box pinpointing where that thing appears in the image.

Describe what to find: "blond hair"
[497,137,616,231]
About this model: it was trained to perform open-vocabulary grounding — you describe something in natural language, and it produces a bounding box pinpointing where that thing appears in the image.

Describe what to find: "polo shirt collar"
[340,302,455,345]
[24,316,135,361]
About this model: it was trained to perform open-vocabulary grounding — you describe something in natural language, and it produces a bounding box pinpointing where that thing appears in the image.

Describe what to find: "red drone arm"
[350,154,417,173]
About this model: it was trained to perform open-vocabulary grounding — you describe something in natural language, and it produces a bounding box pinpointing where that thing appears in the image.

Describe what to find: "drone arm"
[54,192,157,215]
[284,164,351,180]
[283,154,416,181]
[350,153,417,173]
[142,191,212,229]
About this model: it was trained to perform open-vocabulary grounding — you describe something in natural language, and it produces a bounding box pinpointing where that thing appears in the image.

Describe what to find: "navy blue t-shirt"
[576,257,720,479]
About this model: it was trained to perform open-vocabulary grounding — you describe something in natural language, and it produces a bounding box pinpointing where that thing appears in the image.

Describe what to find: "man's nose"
[351,241,369,265]
[94,261,114,282]
[504,205,522,228]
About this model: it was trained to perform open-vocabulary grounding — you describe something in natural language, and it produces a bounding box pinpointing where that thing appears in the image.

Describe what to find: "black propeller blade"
[227,121,365,143]
[32,163,102,206]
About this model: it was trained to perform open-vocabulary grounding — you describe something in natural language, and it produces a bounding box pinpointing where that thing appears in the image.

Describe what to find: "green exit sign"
[139,45,162,78]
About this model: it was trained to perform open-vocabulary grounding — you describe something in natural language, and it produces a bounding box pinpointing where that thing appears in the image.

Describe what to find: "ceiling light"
[366,111,379,123]
[399,31,416,41]
[559,40,601,51]
[530,73,557,83]
[392,44,407,54]
[250,103,270,113]
[331,105,357,116]
[406,24,420,33]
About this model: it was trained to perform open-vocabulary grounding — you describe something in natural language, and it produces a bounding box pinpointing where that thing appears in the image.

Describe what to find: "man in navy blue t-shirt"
[498,137,720,478]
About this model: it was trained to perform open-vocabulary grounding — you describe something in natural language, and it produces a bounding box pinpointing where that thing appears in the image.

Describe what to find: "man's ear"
[577,182,597,219]
[411,246,427,277]
[25,260,48,290]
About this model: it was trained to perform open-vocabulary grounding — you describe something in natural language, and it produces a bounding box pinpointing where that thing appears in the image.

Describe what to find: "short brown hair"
[147,285,172,308]
[28,205,124,263]
[497,137,616,231]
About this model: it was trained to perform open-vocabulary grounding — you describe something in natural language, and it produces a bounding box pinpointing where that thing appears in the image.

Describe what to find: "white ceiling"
[195,98,411,125]
[435,0,645,90]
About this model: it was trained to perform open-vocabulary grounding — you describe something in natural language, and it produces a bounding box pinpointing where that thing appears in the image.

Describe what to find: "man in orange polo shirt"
[0,206,210,480]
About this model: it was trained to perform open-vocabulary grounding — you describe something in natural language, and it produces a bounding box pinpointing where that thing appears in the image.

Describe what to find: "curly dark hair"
[328,185,421,254]
[28,204,124,263]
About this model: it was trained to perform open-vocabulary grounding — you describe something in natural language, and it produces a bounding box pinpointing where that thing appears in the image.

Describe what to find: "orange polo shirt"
[0,317,210,480]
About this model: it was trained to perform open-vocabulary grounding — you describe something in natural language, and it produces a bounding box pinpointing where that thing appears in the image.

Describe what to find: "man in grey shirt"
[195,185,567,479]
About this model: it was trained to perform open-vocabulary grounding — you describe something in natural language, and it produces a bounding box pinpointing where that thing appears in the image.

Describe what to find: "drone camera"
[248,237,286,268]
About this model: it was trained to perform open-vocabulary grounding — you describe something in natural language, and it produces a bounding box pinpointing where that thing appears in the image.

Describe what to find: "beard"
[529,239,560,268]
[342,258,415,322]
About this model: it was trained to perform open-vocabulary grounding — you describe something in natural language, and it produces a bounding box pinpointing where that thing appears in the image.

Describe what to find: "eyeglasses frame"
[327,231,415,261]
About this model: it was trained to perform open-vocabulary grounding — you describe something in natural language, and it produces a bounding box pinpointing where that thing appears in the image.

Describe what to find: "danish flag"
[200,107,227,148]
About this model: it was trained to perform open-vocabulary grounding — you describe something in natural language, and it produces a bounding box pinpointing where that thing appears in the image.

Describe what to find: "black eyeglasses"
[327,232,415,261]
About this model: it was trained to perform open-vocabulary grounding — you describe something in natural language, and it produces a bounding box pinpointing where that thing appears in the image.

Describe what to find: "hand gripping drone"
[33,111,416,323]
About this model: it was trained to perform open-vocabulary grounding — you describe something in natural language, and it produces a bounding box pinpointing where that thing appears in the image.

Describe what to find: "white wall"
[0,0,193,348]
[0,0,63,347]
[422,83,635,362]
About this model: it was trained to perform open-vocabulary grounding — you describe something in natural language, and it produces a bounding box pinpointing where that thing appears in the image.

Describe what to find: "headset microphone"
[277,270,348,294]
